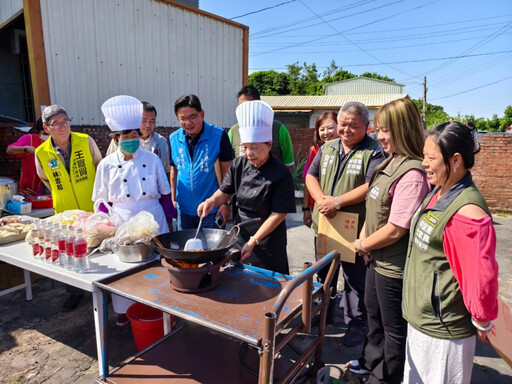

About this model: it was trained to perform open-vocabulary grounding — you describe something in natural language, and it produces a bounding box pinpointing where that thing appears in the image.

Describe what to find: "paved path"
[0,213,510,383]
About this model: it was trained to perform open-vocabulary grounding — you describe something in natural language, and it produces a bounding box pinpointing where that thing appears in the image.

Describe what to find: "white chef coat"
[93,148,171,234]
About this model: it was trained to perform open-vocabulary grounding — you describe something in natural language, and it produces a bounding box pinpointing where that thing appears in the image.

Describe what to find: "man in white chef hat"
[93,95,175,326]
[198,100,296,274]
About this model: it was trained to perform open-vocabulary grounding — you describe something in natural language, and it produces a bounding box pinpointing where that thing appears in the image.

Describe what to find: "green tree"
[360,72,395,82]
[499,105,512,131]
[286,62,320,95]
[248,70,290,95]
[412,99,450,129]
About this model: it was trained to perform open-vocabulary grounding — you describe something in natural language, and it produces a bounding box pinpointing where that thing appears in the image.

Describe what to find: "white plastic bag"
[114,211,159,246]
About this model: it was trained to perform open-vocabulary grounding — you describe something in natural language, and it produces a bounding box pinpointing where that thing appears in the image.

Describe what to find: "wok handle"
[152,237,166,249]
[228,218,261,237]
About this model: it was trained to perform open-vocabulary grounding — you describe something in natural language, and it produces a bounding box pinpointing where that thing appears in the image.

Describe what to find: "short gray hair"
[42,105,68,125]
[339,102,369,125]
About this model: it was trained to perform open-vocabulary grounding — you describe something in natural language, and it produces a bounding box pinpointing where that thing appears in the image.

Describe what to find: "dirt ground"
[0,213,511,383]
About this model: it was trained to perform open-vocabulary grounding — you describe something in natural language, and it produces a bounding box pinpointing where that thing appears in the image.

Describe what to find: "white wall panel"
[0,0,22,27]
[324,78,403,96]
[40,0,244,128]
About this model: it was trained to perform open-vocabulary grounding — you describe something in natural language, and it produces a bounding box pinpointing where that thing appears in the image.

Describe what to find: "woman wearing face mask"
[6,118,49,194]
[93,95,174,235]
[302,111,338,228]
[93,95,175,326]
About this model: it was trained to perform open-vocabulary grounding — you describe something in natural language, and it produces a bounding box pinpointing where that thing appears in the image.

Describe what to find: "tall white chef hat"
[101,95,143,132]
[236,100,274,144]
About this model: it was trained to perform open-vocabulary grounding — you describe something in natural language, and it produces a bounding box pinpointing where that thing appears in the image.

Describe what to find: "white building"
[0,0,248,128]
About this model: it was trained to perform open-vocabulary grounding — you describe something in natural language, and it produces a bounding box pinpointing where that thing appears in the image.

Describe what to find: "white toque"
[236,100,274,144]
[101,95,143,132]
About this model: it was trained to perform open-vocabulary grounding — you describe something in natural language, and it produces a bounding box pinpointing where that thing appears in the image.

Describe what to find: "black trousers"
[360,265,407,384]
[341,255,368,329]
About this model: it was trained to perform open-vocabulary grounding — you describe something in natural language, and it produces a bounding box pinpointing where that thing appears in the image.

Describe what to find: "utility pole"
[422,76,427,128]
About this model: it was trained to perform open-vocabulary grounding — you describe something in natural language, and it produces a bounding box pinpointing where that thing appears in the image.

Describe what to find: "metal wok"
[150,218,260,264]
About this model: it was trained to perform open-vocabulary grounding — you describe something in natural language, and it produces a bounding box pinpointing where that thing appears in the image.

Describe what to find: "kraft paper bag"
[488,296,512,368]
[317,211,358,263]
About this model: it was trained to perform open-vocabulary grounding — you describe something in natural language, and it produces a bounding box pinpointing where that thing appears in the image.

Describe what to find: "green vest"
[402,174,490,339]
[36,132,96,213]
[312,137,380,233]
[231,120,282,160]
[365,155,424,279]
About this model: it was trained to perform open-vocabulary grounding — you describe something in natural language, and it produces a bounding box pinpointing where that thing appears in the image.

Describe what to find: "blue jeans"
[178,212,216,230]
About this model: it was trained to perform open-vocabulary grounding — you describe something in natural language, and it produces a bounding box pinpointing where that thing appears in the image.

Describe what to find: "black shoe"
[62,293,84,312]
[341,326,367,347]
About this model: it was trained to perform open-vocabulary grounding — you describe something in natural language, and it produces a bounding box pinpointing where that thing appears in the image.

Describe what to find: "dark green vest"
[231,120,282,160]
[402,173,490,339]
[312,137,380,233]
[365,155,424,279]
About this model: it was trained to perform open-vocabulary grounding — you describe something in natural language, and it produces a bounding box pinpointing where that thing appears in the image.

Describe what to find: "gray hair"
[339,102,369,125]
[42,105,68,125]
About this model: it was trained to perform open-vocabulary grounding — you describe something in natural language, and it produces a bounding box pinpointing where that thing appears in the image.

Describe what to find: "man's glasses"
[177,113,199,123]
[48,119,71,129]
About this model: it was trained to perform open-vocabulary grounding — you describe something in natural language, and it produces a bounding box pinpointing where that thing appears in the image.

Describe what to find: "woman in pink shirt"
[302,111,338,227]
[6,118,48,194]
[402,122,498,384]
[349,98,430,383]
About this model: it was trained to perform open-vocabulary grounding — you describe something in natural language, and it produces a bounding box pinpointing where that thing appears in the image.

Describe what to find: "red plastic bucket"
[126,303,170,351]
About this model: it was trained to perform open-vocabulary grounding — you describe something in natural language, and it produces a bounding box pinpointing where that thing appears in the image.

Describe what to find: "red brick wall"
[288,127,315,160]
[471,134,512,212]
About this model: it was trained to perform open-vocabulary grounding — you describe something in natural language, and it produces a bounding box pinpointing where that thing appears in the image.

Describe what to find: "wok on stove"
[150,218,260,264]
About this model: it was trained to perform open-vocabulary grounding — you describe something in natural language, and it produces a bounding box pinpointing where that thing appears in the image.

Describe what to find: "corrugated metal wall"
[324,78,403,96]
[0,0,22,26]
[39,0,244,128]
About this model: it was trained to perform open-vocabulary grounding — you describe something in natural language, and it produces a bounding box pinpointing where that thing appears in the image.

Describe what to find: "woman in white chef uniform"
[93,95,173,325]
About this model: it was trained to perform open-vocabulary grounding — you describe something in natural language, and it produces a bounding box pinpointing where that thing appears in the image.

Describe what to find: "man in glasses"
[35,104,102,312]
[169,94,232,230]
[35,104,102,213]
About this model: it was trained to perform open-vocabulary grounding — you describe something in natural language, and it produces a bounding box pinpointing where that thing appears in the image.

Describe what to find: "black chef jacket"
[220,154,296,274]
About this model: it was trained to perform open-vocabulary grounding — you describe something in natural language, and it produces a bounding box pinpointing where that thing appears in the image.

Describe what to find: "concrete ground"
[0,212,511,383]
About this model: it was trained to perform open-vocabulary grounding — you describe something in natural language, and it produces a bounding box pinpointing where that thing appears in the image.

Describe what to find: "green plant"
[291,147,307,191]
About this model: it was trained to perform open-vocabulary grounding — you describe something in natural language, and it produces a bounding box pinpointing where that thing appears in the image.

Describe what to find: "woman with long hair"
[302,111,338,227]
[348,98,431,383]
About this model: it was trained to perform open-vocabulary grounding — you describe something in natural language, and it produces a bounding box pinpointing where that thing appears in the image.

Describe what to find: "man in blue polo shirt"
[169,94,232,229]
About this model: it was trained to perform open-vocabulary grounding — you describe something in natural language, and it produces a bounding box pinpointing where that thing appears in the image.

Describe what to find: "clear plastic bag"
[114,211,159,246]
[80,200,119,248]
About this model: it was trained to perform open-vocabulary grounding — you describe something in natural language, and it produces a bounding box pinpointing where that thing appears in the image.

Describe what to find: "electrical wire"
[230,0,297,20]
[431,75,512,100]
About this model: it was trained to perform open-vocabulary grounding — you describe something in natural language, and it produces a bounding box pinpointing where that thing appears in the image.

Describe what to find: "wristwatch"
[24,146,28,153]
[301,206,310,212]
[334,196,341,210]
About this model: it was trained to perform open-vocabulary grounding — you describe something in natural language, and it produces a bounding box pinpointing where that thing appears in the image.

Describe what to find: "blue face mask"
[119,138,139,154]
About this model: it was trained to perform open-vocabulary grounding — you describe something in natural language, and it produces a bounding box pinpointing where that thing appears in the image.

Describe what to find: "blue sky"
[200,0,512,119]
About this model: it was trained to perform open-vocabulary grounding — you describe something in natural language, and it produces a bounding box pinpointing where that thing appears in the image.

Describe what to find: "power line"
[418,19,512,77]
[251,0,376,37]
[230,0,297,20]
[432,76,512,100]
[248,50,512,71]
[251,13,512,40]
